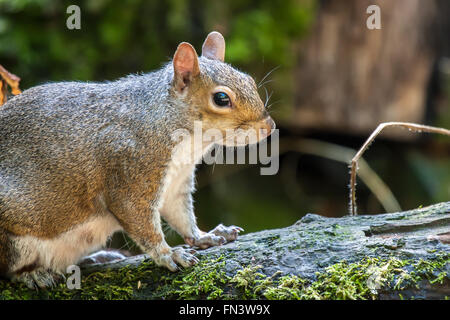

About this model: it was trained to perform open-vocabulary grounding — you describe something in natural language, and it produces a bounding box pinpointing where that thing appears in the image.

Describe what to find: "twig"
[285,139,401,214]
[349,122,450,216]
[196,138,401,215]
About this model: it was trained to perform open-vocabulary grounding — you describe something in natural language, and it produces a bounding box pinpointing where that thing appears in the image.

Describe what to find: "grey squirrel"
[0,31,275,289]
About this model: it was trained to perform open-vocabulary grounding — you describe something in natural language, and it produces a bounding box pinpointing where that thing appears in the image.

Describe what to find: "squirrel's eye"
[213,92,231,107]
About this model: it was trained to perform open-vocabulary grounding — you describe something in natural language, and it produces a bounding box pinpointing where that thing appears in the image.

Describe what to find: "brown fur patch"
[0,228,13,275]
[159,246,171,255]
[81,230,94,245]
[14,258,39,275]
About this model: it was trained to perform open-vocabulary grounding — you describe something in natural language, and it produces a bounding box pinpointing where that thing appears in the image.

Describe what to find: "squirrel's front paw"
[153,247,199,272]
[185,224,244,249]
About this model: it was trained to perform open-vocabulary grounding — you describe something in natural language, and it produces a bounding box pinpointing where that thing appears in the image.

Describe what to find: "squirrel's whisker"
[258,65,280,88]
[259,79,275,88]
[263,86,269,107]
[264,90,274,109]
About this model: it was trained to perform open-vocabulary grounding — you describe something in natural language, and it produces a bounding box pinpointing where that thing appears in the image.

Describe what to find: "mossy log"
[1,202,449,300]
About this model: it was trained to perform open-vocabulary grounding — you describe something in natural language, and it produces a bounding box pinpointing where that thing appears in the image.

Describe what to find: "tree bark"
[1,202,448,300]
[78,201,449,300]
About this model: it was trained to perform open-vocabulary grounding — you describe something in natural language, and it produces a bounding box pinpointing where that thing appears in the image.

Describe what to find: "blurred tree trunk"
[292,0,445,138]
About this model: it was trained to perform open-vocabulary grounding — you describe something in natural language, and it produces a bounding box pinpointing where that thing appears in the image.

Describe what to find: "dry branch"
[349,122,450,216]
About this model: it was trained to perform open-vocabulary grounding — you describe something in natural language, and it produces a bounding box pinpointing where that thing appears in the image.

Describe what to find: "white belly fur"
[12,214,122,272]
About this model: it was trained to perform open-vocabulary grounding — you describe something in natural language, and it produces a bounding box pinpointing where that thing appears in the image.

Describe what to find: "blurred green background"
[0,0,449,249]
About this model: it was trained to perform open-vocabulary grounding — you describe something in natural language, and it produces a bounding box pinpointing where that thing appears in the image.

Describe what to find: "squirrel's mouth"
[218,116,276,147]
[253,116,276,141]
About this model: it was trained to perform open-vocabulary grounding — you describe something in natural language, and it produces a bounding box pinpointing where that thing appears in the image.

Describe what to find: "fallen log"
[1,202,449,300]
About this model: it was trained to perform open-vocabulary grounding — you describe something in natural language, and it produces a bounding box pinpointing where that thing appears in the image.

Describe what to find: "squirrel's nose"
[259,117,276,138]
[266,117,276,131]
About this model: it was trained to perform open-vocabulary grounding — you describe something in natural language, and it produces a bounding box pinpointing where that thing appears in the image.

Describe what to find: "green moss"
[262,253,448,300]
[49,259,157,300]
[263,275,306,300]
[0,281,36,300]
[300,257,408,300]
[409,253,449,285]
[231,253,448,300]
[154,255,230,300]
[0,259,157,300]
[229,265,278,299]
[0,252,448,300]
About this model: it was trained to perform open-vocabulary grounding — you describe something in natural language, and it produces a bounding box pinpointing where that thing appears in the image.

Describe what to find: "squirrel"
[0,31,275,289]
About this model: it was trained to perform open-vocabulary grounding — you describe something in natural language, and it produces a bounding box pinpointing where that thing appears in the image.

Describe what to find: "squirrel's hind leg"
[0,227,14,277]
[11,268,65,289]
[0,228,63,289]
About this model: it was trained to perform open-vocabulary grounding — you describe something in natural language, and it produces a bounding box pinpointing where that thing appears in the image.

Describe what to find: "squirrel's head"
[170,31,275,147]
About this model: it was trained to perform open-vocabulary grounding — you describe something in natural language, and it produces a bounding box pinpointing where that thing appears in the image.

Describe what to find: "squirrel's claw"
[154,246,199,272]
[185,224,244,249]
[172,247,199,268]
[179,244,198,255]
[209,224,244,242]
[187,233,226,249]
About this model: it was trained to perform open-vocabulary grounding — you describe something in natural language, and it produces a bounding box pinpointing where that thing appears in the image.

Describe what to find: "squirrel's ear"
[173,42,200,92]
[202,31,225,62]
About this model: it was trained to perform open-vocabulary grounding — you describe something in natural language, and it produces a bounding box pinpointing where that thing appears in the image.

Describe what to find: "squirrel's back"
[0,64,185,163]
